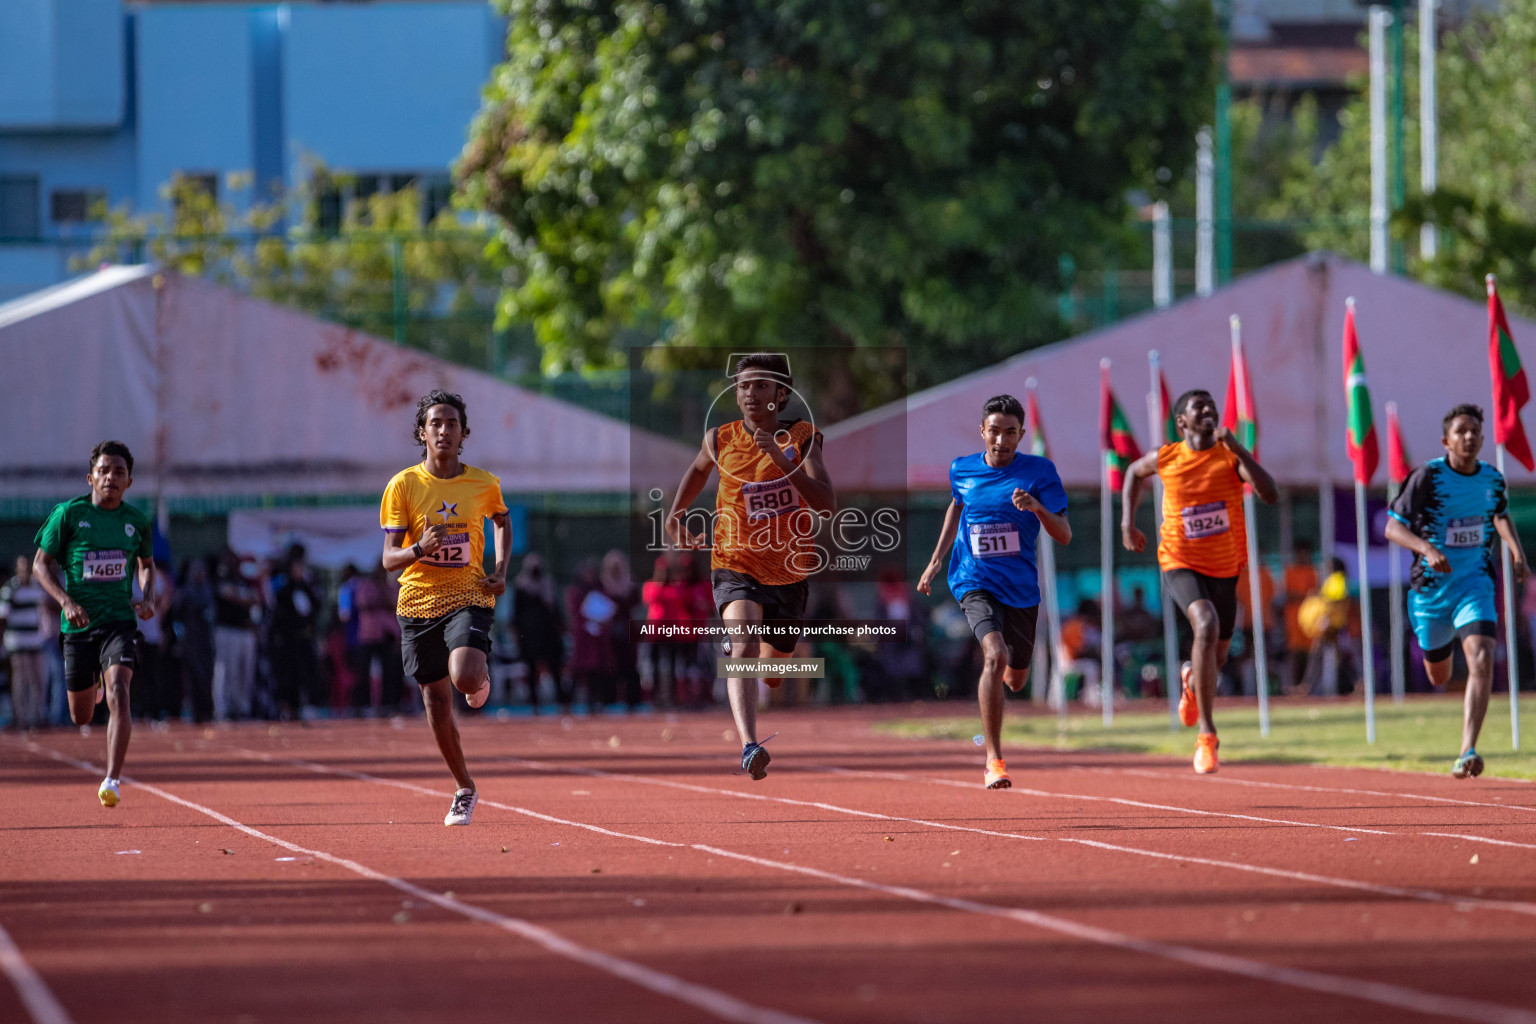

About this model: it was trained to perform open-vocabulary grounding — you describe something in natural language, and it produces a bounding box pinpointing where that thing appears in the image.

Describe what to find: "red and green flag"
[1487,274,1535,471]
[1386,401,1412,487]
[1220,331,1258,455]
[1159,369,1178,443]
[1100,361,1142,491]
[1026,383,1049,458]
[1343,298,1378,484]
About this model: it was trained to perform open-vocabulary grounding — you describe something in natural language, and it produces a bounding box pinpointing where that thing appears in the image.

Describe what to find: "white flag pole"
[1027,377,1067,718]
[1148,352,1180,730]
[1356,478,1379,744]
[1420,0,1438,261]
[1232,316,1271,737]
[1386,402,1407,704]
[1101,358,1116,727]
[1497,444,1522,751]
[1369,6,1390,275]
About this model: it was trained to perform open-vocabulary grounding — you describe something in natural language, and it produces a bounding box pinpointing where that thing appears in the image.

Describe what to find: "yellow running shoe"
[1178,661,1198,727]
[1193,733,1219,774]
[984,759,1011,789]
[98,778,120,807]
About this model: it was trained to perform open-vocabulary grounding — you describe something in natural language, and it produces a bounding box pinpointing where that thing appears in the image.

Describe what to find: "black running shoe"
[740,742,771,781]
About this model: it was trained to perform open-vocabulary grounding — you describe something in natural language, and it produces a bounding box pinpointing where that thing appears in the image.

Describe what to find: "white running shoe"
[444,788,478,826]
[98,778,120,807]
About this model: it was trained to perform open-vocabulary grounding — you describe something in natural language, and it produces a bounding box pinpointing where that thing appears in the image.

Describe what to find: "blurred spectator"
[1059,599,1102,704]
[349,567,403,715]
[513,553,564,711]
[679,554,714,706]
[1282,539,1320,691]
[1297,557,1353,695]
[600,550,641,710]
[641,554,688,708]
[131,560,178,722]
[329,564,360,713]
[213,548,261,720]
[567,559,615,712]
[873,567,926,702]
[1119,585,1158,642]
[270,544,322,720]
[172,558,217,723]
[1,555,48,729]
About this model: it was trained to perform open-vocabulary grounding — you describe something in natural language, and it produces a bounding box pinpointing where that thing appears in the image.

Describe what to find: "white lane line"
[252,748,1536,1024]
[1424,833,1536,851]
[1073,765,1536,816]
[19,742,815,1024]
[0,920,73,1024]
[815,765,1396,834]
[489,757,1536,920]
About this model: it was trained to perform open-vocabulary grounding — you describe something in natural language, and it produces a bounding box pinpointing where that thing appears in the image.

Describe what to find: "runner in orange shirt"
[1121,389,1277,773]
[666,354,835,780]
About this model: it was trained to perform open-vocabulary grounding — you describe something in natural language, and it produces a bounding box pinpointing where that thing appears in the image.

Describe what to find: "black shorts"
[1162,568,1239,641]
[959,590,1038,671]
[399,606,493,686]
[711,569,808,654]
[62,621,142,692]
[1423,621,1499,663]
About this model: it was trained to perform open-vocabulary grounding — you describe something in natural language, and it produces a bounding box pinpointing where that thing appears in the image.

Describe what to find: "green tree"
[1273,0,1536,313]
[458,0,1218,387]
[80,174,509,370]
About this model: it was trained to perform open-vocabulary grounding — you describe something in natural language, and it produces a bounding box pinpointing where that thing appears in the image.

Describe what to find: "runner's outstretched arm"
[1493,515,1531,584]
[481,511,512,595]
[666,433,718,548]
[1216,427,1279,503]
[1119,450,1160,553]
[757,432,835,514]
[33,549,88,628]
[1013,490,1071,545]
[917,499,963,595]
[133,556,157,619]
[1383,517,1448,571]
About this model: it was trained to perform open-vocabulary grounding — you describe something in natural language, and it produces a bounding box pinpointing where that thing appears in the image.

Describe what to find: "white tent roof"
[825,252,1536,489]
[0,267,694,498]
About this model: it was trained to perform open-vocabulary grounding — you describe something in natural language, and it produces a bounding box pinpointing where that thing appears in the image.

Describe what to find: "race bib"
[82,549,129,582]
[420,531,472,568]
[743,477,797,520]
[1445,516,1485,548]
[1181,501,1230,540]
[969,523,1020,559]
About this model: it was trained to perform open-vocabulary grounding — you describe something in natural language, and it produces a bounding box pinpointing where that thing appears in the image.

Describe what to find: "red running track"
[3,706,1536,1024]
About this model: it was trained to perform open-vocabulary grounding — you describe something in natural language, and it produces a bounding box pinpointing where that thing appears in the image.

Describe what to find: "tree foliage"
[458,0,1218,386]
[1272,0,1536,313]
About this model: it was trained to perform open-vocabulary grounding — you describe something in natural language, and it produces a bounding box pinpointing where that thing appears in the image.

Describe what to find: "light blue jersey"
[946,452,1067,609]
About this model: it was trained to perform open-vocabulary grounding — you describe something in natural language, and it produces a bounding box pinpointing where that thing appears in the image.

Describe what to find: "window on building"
[306,172,457,232]
[171,173,219,218]
[51,189,107,224]
[0,175,42,240]
[425,179,454,224]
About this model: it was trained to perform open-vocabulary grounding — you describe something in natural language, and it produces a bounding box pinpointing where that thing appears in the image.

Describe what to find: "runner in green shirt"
[33,441,156,807]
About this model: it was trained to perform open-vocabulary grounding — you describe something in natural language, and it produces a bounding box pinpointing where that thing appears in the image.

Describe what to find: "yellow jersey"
[380,463,508,617]
[711,419,819,585]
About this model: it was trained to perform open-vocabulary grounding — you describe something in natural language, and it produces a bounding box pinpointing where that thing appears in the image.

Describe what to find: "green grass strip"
[876,695,1536,780]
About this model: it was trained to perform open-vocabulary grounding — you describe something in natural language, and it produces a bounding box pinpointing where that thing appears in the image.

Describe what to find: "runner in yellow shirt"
[380,391,511,825]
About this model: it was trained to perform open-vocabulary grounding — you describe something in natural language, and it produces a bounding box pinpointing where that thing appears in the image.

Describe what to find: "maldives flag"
[1100,362,1142,491]
[1386,401,1412,486]
[1220,330,1258,455]
[1487,275,1535,471]
[1026,385,1049,459]
[1159,369,1178,443]
[1343,298,1379,484]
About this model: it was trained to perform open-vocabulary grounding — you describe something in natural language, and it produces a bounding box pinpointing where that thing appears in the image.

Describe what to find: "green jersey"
[35,495,153,634]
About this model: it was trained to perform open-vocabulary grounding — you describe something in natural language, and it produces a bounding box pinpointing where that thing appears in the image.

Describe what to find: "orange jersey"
[1157,442,1247,578]
[380,463,508,617]
[711,419,819,585]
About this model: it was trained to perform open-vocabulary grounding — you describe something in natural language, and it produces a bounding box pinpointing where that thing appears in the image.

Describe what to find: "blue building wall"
[0,0,504,299]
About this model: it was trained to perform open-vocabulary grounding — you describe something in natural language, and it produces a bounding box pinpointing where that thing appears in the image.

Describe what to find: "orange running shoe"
[983,759,1011,789]
[1177,661,1198,727]
[1193,733,1219,774]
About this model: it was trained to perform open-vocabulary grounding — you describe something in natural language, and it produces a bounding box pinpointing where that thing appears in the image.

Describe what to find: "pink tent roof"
[824,253,1536,489]
[0,267,694,498]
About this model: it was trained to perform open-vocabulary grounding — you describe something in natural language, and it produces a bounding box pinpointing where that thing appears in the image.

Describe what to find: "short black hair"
[414,390,470,452]
[1442,403,1483,435]
[1173,389,1213,420]
[733,353,792,390]
[982,394,1025,425]
[89,440,134,475]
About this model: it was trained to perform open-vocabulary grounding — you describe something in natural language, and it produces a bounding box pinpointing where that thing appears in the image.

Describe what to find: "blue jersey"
[1388,457,1507,595]
[946,452,1068,609]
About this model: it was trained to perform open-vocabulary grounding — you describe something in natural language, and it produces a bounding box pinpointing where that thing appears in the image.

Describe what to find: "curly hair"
[89,440,134,475]
[414,391,470,453]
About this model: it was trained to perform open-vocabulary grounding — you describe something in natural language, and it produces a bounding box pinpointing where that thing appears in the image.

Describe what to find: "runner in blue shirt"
[1385,404,1529,779]
[919,395,1071,789]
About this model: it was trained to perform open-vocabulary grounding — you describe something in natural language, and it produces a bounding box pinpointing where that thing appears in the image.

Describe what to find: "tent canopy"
[0,267,694,499]
[825,253,1536,490]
